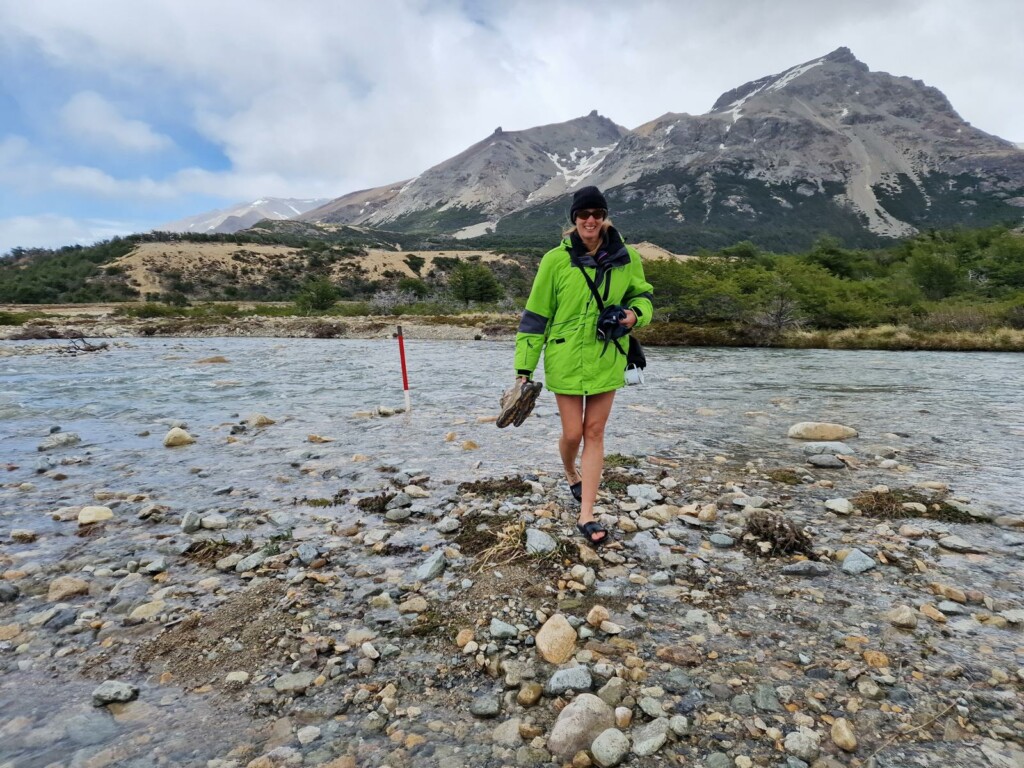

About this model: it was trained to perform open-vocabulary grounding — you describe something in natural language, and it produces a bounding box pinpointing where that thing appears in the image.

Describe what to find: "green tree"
[294,278,339,313]
[448,262,503,305]
[404,254,426,275]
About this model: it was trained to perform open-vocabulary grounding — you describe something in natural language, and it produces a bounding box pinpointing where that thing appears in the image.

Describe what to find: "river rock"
[414,551,446,582]
[92,680,139,706]
[78,506,113,525]
[246,413,276,427]
[163,427,195,447]
[800,441,854,455]
[788,422,858,441]
[709,534,735,548]
[545,666,593,695]
[546,693,614,761]
[938,535,988,554]
[888,605,919,628]
[525,528,557,555]
[825,498,854,515]
[47,576,89,602]
[841,549,876,574]
[274,671,314,695]
[808,454,846,468]
[180,510,203,533]
[536,614,576,664]
[490,618,519,639]
[591,728,630,768]
[491,717,523,746]
[627,484,662,503]
[784,726,821,761]
[0,583,19,603]
[38,432,81,451]
[435,517,460,533]
[631,717,670,757]
[235,550,269,572]
[201,513,229,530]
[469,693,501,718]
[831,718,857,752]
[781,561,829,577]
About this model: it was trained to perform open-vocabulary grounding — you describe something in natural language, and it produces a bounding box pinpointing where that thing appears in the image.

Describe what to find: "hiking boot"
[496,380,543,428]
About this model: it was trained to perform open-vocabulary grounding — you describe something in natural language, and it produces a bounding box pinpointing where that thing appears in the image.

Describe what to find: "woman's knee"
[561,428,584,446]
[582,421,607,443]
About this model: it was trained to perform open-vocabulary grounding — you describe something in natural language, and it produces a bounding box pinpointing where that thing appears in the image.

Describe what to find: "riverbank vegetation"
[2,224,1022,350]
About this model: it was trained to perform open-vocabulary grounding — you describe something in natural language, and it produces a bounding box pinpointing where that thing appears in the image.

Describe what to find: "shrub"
[294,279,339,314]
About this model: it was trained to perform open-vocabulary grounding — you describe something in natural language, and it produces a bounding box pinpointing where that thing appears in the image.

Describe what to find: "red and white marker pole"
[397,325,411,413]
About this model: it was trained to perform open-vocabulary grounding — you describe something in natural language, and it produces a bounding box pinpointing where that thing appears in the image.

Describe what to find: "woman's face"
[574,207,607,244]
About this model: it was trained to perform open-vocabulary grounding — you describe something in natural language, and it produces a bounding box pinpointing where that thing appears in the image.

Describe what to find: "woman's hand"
[620,308,637,329]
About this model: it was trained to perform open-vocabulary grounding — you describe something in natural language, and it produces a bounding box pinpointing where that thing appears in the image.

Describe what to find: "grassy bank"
[637,321,1024,351]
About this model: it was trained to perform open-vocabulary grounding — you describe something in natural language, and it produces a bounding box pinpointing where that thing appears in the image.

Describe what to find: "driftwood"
[58,337,110,355]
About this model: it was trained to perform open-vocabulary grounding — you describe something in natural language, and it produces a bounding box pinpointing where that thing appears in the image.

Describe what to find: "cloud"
[1,0,1022,254]
[60,91,173,152]
[0,213,133,255]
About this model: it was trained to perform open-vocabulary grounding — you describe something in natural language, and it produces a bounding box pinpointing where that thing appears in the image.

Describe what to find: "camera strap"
[575,262,627,357]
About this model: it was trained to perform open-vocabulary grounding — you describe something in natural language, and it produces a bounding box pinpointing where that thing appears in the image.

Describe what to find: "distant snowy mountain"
[159,198,329,235]
[301,48,1024,249]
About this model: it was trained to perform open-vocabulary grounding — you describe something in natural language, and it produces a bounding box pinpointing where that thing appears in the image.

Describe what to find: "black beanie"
[569,186,608,222]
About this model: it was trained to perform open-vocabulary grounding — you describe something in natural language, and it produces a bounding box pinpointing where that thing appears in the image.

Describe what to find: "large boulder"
[787,422,858,441]
[547,693,614,761]
[535,614,577,664]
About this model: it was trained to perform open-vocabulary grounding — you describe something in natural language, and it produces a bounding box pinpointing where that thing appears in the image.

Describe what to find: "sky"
[1,0,1022,255]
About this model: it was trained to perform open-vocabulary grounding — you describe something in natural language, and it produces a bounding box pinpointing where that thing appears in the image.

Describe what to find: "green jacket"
[514,227,654,395]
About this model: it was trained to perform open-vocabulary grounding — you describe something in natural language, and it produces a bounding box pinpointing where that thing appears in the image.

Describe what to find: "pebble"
[536,614,577,664]
[630,717,669,757]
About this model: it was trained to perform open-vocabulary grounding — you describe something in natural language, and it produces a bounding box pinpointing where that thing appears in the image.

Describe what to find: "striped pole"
[397,325,411,413]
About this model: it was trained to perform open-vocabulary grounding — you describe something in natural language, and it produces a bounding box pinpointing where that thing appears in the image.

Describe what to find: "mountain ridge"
[178,48,1024,249]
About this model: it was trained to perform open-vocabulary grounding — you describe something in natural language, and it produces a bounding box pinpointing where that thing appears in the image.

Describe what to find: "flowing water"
[1,338,1022,767]
[3,339,1020,510]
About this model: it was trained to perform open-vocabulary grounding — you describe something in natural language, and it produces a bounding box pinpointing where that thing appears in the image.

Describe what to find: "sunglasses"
[575,209,607,221]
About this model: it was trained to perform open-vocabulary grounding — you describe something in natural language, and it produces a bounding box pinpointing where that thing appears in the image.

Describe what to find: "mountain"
[159,197,329,235]
[300,111,628,237]
[301,48,1024,250]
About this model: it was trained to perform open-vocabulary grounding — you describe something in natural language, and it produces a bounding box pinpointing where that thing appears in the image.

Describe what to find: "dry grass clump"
[743,511,816,559]
[766,467,803,485]
[457,476,533,498]
[473,519,529,573]
[356,491,396,514]
[851,489,980,524]
[183,536,250,566]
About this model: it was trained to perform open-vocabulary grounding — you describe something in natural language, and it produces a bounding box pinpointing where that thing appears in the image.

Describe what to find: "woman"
[508,186,653,546]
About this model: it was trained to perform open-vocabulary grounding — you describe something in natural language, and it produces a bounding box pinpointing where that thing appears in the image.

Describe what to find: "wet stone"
[631,717,669,757]
[0,583,20,603]
[469,693,501,718]
[808,454,846,469]
[781,561,829,577]
[841,549,876,574]
[92,680,139,706]
[754,683,783,712]
[490,618,519,639]
[414,551,446,582]
[545,666,593,696]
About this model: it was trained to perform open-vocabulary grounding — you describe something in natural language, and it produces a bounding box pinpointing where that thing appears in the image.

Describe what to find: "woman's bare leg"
[579,390,616,525]
[554,394,584,487]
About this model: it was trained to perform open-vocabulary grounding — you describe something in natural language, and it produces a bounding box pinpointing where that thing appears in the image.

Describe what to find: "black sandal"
[577,520,609,547]
[569,481,582,503]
